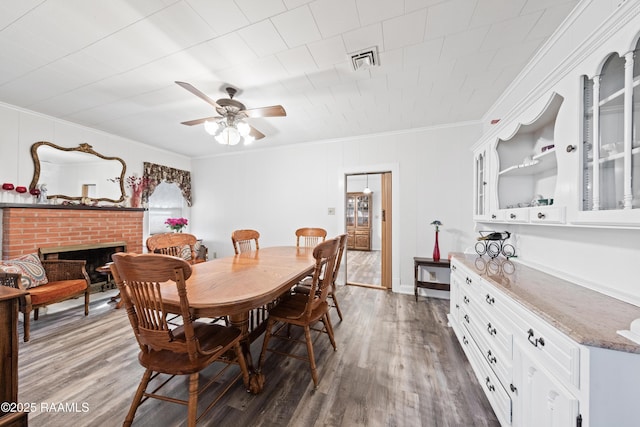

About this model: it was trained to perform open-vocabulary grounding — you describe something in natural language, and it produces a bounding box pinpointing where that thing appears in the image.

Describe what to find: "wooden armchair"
[295,227,327,248]
[110,253,250,427]
[146,233,206,264]
[293,233,346,321]
[259,237,340,388]
[231,229,260,254]
[0,259,90,342]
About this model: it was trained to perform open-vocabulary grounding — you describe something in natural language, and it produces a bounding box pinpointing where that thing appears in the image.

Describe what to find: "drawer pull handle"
[455,304,459,309]
[466,277,472,284]
[510,213,516,219]
[463,296,470,304]
[485,294,495,305]
[510,384,518,394]
[527,328,545,347]
[537,212,546,219]
[463,336,469,345]
[487,323,497,336]
[491,214,496,219]
[486,350,497,365]
[451,265,456,271]
[485,377,495,392]
[464,314,470,323]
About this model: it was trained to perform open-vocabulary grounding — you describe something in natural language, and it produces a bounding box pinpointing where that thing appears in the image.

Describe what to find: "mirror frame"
[29,141,127,203]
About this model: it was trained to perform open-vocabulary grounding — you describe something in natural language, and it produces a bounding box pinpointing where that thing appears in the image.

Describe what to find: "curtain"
[143,162,192,206]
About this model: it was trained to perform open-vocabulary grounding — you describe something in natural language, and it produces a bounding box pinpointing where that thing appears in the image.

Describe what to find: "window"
[148,182,185,234]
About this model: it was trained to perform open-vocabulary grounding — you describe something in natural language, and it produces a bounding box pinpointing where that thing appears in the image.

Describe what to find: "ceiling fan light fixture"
[215,126,241,146]
[237,121,251,136]
[204,120,220,136]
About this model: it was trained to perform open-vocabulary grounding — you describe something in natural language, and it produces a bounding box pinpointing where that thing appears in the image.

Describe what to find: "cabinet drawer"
[503,208,529,222]
[462,322,512,426]
[530,206,565,224]
[464,303,513,388]
[509,307,580,389]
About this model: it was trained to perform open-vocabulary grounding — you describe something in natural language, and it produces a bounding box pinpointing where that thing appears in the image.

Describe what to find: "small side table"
[96,263,122,309]
[414,257,451,301]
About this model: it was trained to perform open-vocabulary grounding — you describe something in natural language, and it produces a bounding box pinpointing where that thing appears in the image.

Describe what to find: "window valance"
[143,162,192,206]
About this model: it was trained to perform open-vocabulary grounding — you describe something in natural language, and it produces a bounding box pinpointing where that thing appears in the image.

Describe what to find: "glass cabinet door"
[582,39,640,212]
[357,195,370,227]
[346,194,355,227]
[598,53,625,210]
[475,150,486,216]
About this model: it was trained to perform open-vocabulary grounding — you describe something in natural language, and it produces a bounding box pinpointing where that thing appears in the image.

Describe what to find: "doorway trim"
[342,163,399,292]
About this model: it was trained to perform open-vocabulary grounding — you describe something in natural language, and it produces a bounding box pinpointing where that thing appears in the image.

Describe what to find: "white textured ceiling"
[0,0,579,158]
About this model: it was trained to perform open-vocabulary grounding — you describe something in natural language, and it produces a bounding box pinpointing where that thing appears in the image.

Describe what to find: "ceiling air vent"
[349,47,379,71]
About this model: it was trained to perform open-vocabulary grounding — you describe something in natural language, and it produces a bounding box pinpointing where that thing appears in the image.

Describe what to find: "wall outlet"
[328,207,335,215]
[212,252,217,259]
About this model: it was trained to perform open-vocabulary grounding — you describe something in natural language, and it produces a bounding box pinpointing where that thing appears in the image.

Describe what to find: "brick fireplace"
[1,206,144,260]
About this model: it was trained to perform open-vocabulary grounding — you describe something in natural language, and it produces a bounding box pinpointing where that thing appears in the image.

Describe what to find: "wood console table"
[414,257,451,301]
[0,285,28,427]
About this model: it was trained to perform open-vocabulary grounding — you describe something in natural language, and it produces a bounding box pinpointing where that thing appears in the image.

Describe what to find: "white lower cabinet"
[512,341,579,427]
[448,256,640,427]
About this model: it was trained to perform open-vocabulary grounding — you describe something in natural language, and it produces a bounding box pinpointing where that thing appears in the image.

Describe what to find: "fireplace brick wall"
[1,207,144,259]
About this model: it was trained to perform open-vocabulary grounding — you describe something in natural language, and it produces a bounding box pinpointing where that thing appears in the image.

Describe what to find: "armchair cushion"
[27,279,87,305]
[0,253,48,289]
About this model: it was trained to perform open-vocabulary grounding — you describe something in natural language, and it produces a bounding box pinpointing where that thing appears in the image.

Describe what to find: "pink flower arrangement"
[165,217,188,232]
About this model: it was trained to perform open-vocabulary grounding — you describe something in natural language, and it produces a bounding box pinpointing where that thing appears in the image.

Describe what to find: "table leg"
[228,311,264,394]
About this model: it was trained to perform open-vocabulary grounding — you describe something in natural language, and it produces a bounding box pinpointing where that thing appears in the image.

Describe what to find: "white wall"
[191,123,481,295]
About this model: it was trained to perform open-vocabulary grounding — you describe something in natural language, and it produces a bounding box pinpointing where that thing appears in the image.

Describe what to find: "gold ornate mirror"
[29,141,127,203]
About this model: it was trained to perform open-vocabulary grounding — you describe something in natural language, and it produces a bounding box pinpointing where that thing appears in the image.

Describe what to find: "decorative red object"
[15,186,27,194]
[433,231,440,262]
[490,119,501,124]
[30,188,41,196]
[2,183,14,190]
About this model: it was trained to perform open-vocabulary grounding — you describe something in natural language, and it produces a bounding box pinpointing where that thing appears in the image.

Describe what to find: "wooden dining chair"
[295,227,327,248]
[110,253,250,427]
[293,233,346,321]
[258,237,340,389]
[231,229,260,254]
[146,232,205,264]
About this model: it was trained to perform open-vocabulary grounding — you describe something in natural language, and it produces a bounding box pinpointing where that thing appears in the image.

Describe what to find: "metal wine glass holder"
[475,231,516,259]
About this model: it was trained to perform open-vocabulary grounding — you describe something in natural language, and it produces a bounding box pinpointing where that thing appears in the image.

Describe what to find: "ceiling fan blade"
[249,125,265,140]
[242,105,286,118]
[175,81,222,109]
[180,116,222,126]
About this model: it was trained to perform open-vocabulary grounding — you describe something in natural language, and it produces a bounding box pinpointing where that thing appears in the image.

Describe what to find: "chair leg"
[330,291,343,321]
[303,325,319,388]
[323,313,337,351]
[187,373,199,427]
[34,308,39,320]
[124,369,153,427]
[84,290,90,316]
[22,310,30,342]
[258,318,274,370]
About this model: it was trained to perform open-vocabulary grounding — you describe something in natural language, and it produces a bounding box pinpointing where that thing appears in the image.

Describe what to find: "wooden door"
[381,172,392,289]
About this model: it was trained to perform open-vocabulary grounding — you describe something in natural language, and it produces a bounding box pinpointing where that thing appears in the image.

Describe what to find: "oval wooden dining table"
[158,246,316,393]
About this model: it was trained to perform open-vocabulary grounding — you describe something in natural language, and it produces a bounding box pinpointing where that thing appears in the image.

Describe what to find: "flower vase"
[433,231,440,262]
[130,188,142,208]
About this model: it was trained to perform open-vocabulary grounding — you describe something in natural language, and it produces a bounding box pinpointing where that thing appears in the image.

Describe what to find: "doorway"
[345,172,392,289]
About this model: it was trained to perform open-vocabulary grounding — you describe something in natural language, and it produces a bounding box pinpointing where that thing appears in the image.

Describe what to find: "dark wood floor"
[17,285,499,427]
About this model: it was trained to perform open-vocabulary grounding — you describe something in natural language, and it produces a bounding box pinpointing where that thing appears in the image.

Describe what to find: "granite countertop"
[452,253,640,354]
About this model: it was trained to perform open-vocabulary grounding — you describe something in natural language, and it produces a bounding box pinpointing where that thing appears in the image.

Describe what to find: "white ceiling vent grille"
[349,47,379,71]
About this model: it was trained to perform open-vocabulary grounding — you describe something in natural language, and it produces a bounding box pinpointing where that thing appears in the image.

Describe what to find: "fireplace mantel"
[0,203,145,211]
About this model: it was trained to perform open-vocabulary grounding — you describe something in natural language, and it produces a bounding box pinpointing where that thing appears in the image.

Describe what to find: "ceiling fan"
[175,81,286,145]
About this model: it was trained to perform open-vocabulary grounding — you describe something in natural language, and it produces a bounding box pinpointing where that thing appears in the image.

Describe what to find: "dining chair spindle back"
[231,229,260,255]
[295,227,327,248]
[110,253,249,427]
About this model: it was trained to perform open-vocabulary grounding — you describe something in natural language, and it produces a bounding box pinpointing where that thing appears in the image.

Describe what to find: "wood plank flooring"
[346,250,381,286]
[17,286,499,427]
